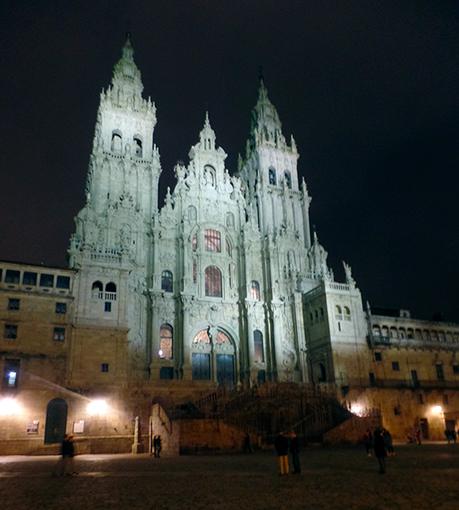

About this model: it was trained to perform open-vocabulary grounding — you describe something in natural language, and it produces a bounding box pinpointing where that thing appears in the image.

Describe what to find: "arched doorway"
[44,398,68,444]
[191,328,235,387]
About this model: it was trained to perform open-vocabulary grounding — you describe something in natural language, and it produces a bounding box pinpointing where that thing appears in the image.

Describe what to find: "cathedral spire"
[248,75,287,151]
[198,111,216,152]
[110,33,144,107]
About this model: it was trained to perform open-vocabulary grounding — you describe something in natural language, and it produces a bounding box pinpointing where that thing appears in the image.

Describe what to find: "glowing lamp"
[351,403,365,417]
[87,399,109,416]
[431,405,443,415]
[0,397,22,416]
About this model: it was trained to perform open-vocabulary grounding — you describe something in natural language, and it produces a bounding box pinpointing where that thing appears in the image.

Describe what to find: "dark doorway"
[44,398,68,444]
[419,418,429,440]
[216,354,234,388]
[192,353,211,380]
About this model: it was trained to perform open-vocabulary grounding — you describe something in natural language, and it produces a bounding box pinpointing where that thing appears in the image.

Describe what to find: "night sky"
[0,1,458,322]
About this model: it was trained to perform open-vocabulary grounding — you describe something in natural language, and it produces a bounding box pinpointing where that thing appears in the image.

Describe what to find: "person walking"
[55,434,76,476]
[289,431,301,474]
[274,431,290,476]
[373,428,387,474]
[383,428,395,456]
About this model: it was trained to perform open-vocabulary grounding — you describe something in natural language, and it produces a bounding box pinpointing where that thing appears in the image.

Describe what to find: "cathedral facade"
[1,37,459,453]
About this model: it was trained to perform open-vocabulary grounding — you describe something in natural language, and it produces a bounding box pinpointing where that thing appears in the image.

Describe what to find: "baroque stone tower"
[68,35,161,381]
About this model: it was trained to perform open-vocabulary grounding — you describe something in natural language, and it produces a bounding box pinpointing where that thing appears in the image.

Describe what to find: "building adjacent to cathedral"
[1,37,458,453]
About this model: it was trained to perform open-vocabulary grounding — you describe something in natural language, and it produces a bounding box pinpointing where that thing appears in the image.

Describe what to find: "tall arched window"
[133,135,143,157]
[335,305,342,320]
[161,270,173,293]
[269,167,277,185]
[159,324,173,359]
[91,281,103,299]
[111,130,122,153]
[254,330,264,363]
[250,280,260,301]
[205,266,222,297]
[284,170,292,189]
[205,229,221,252]
[191,233,197,252]
[105,282,117,300]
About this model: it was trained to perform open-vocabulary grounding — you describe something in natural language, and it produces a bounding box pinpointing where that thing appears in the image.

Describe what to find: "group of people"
[274,431,301,476]
[363,427,394,474]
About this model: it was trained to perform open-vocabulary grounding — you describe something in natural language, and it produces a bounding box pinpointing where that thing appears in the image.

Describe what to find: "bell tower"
[68,35,161,382]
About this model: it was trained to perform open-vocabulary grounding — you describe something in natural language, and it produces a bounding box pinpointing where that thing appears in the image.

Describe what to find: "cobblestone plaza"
[1,444,458,510]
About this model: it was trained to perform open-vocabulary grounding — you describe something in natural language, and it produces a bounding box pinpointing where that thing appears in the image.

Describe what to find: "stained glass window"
[205,266,222,297]
[250,280,260,301]
[159,324,173,359]
[205,229,221,252]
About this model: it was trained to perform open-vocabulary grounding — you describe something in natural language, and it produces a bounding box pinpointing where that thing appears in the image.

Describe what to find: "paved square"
[1,444,459,509]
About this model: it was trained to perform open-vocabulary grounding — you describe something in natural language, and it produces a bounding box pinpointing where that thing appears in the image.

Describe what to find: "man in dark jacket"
[373,428,387,474]
[274,432,290,475]
[55,434,76,476]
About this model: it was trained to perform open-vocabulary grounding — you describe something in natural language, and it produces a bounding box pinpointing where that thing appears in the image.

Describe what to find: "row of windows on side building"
[372,324,459,343]
[0,268,70,289]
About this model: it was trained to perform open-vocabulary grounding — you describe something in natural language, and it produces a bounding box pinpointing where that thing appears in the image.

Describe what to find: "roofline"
[0,259,76,273]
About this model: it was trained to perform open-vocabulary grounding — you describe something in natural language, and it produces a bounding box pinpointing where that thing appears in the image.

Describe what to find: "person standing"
[363,428,373,456]
[373,428,387,474]
[289,431,301,474]
[55,434,76,476]
[153,435,162,458]
[274,432,290,476]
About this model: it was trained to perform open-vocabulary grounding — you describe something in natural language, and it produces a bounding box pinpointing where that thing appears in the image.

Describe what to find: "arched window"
[315,310,319,321]
[382,326,389,337]
[161,270,173,293]
[191,233,197,252]
[335,305,343,319]
[254,330,264,363]
[133,135,143,158]
[284,170,292,189]
[344,306,351,321]
[390,327,398,339]
[204,165,216,187]
[407,328,414,339]
[159,324,173,359]
[205,266,222,297]
[105,282,117,300]
[268,167,277,185]
[399,328,406,339]
[192,259,197,284]
[372,325,381,337]
[226,212,235,228]
[320,308,324,320]
[111,130,122,153]
[250,280,260,301]
[188,206,197,223]
[91,281,103,299]
[205,229,221,252]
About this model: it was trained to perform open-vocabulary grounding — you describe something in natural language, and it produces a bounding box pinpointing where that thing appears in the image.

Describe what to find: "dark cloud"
[0,1,458,320]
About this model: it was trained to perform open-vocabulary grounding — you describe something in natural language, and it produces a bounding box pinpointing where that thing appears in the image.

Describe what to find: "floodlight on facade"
[87,399,109,416]
[0,397,22,417]
[431,405,443,416]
